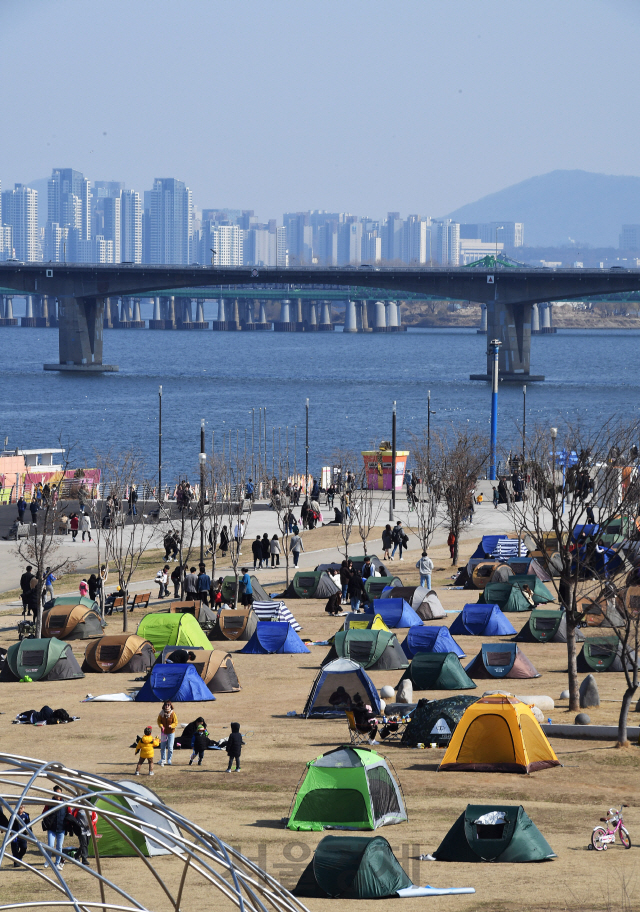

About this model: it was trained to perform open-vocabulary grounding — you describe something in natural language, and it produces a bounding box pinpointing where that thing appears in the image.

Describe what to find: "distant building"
[620,225,640,250]
[43,221,66,262]
[276,226,287,267]
[120,190,142,263]
[403,215,430,264]
[283,212,313,265]
[145,178,192,264]
[459,238,504,265]
[383,212,404,262]
[460,221,523,247]
[434,219,460,265]
[47,168,90,261]
[1,183,39,261]
[245,223,277,266]
[338,218,362,266]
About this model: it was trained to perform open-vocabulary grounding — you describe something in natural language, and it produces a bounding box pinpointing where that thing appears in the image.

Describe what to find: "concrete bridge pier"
[0,294,17,326]
[255,299,271,330]
[344,300,358,332]
[274,299,296,332]
[372,300,387,332]
[130,298,145,327]
[149,296,166,329]
[211,298,228,331]
[386,301,398,331]
[44,295,118,372]
[531,302,540,333]
[242,299,256,330]
[318,300,333,331]
[540,302,557,333]
[188,297,208,329]
[477,302,488,334]
[306,300,318,331]
[22,294,37,327]
[470,299,543,381]
[360,300,372,332]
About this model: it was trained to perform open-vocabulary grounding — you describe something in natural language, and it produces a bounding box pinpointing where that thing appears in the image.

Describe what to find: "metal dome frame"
[0,752,309,912]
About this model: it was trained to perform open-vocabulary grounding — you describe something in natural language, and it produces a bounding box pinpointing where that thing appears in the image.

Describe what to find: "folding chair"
[345,711,370,746]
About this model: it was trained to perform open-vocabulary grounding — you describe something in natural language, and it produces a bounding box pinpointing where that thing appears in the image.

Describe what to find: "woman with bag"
[157,701,178,766]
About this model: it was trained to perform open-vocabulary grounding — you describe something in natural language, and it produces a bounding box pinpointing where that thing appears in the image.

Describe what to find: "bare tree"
[350,465,385,556]
[330,448,359,560]
[406,431,441,553]
[510,419,640,713]
[219,453,253,607]
[433,428,488,565]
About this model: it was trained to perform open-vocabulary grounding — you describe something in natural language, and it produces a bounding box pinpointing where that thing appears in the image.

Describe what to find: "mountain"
[446,170,640,247]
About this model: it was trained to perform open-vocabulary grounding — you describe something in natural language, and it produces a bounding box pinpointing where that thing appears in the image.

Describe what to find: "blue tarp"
[238,621,310,654]
[135,664,216,702]
[470,536,509,559]
[450,604,517,637]
[369,598,422,628]
[572,524,600,540]
[402,626,465,659]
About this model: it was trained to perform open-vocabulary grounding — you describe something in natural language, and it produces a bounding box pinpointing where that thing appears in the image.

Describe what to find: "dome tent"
[464,644,540,680]
[42,599,105,640]
[397,653,477,691]
[158,647,241,692]
[322,630,408,671]
[287,746,406,831]
[137,612,211,652]
[369,598,422,628]
[294,835,412,899]
[283,571,340,599]
[135,663,216,702]
[450,605,517,637]
[209,608,258,642]
[89,779,182,857]
[433,804,556,863]
[342,613,390,633]
[221,574,269,603]
[303,658,381,717]
[439,693,560,773]
[401,626,465,659]
[507,557,551,582]
[239,622,310,654]
[0,638,84,682]
[83,634,155,673]
[515,609,584,644]
[401,695,479,747]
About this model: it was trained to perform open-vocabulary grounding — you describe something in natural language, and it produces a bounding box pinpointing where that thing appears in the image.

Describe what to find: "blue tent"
[238,622,310,655]
[369,599,422,628]
[470,536,510,559]
[303,658,382,717]
[450,605,517,637]
[135,663,216,702]
[401,626,465,659]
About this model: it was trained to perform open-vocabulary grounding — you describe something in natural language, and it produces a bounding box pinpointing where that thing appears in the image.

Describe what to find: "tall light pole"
[550,426,564,515]
[427,389,435,481]
[495,225,504,261]
[305,398,309,502]
[200,419,206,562]
[522,384,527,465]
[390,400,397,518]
[251,408,255,480]
[489,339,502,481]
[158,385,163,502]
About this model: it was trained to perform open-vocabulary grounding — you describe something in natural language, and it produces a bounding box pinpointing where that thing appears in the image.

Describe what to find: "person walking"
[382,524,393,561]
[171,563,185,599]
[67,806,97,867]
[492,486,499,509]
[9,808,31,867]
[184,567,199,601]
[348,570,366,613]
[69,513,79,542]
[251,535,263,570]
[197,564,211,606]
[20,565,34,617]
[220,525,229,557]
[135,726,160,776]
[447,531,456,560]
[29,499,39,525]
[339,559,351,604]
[158,701,178,766]
[270,534,280,567]
[155,565,170,599]
[225,722,244,772]
[416,552,434,590]
[290,531,304,567]
[261,533,270,568]
[233,520,245,554]
[42,786,67,870]
[391,521,406,561]
[245,479,254,501]
[128,486,138,516]
[17,496,26,524]
[189,722,209,766]
[44,567,56,604]
[80,512,92,542]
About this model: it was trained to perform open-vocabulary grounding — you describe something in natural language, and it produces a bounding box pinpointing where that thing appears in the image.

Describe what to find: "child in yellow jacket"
[135,727,160,776]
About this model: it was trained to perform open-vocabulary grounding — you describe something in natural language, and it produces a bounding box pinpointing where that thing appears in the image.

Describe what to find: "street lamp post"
[495,225,504,261]
[158,385,162,502]
[489,338,502,481]
[305,398,309,502]
[522,384,527,465]
[427,389,435,481]
[200,419,206,562]
[390,400,397,519]
[550,426,564,515]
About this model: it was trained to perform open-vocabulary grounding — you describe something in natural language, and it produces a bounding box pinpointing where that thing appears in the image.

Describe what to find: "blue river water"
[0,325,638,479]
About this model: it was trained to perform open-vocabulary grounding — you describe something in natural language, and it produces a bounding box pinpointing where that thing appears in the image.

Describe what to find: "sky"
[2,0,640,223]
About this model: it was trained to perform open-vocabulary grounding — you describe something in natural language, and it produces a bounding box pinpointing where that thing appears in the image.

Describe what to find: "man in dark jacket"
[347,571,366,613]
[19,566,34,617]
[225,722,243,772]
[42,787,67,870]
[251,536,263,570]
[197,565,211,606]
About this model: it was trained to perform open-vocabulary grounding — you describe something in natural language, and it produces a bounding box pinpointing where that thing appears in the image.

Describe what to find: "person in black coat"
[261,533,270,567]
[324,590,342,616]
[189,723,210,766]
[225,722,244,772]
[251,536,263,570]
[347,572,366,613]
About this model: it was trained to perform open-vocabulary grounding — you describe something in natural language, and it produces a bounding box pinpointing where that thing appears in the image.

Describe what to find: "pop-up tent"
[417,590,447,621]
[135,663,216,702]
[283,571,340,599]
[0,638,84,682]
[471,562,514,590]
[83,634,155,673]
[479,584,533,613]
[369,598,422,628]
[168,600,217,631]
[350,555,388,576]
[577,636,635,672]
[303,658,381,717]
[209,608,258,642]
[450,605,516,637]
[158,647,241,692]
[89,780,182,857]
[465,643,540,680]
[239,621,310,654]
[364,576,402,601]
[322,630,408,671]
[294,835,412,899]
[221,575,270,603]
[508,576,555,602]
[252,600,301,630]
[401,626,465,659]
[42,599,105,640]
[397,653,476,691]
[343,613,390,633]
[401,695,479,747]
[439,693,560,773]
[137,613,211,652]
[287,746,407,831]
[507,557,551,582]
[515,609,584,644]
[433,804,556,862]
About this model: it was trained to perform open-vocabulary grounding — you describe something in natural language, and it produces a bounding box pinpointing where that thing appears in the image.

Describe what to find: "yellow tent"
[328,613,390,645]
[439,693,560,774]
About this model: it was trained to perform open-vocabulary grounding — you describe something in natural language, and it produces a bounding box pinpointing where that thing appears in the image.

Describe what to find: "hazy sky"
[2,0,640,222]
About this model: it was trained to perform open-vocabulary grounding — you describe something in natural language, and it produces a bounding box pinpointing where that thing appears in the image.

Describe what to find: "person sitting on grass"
[135,726,160,776]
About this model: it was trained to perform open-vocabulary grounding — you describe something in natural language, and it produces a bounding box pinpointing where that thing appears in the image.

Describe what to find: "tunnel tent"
[44,595,99,613]
[364,576,402,600]
[239,621,310,654]
[0,638,85,682]
[294,835,412,899]
[158,647,241,692]
[401,626,465,659]
[89,780,182,858]
[251,600,301,630]
[515,609,584,644]
[168,600,217,630]
[450,605,516,637]
[83,634,155,673]
[433,804,556,863]
[401,695,479,747]
[398,653,477,692]
[416,590,447,621]
[369,598,422,628]
[135,663,216,702]
[343,613,390,633]
[322,630,408,671]
[303,658,381,717]
[137,612,211,652]
[209,608,258,642]
[479,583,533,613]
[283,571,340,599]
[506,557,551,582]
[577,636,635,672]
[42,602,106,640]
[439,693,560,773]
[464,643,541,680]
[287,746,407,832]
[471,562,514,590]
[221,575,270,604]
[508,576,555,603]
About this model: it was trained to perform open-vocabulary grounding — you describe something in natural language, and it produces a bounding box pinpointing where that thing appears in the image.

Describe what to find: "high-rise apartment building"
[283,212,313,265]
[434,219,460,265]
[120,190,142,263]
[338,218,362,266]
[1,183,39,261]
[403,215,430,264]
[245,223,277,266]
[383,213,404,262]
[43,221,66,262]
[145,178,192,264]
[276,226,287,267]
[48,169,91,254]
[620,225,640,250]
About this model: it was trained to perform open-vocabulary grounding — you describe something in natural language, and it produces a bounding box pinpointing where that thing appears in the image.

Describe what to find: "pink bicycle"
[590,805,631,851]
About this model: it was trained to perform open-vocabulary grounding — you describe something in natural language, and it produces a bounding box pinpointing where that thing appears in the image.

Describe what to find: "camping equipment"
[282,571,340,599]
[136,612,210,652]
[83,634,155,673]
[364,576,402,600]
[401,626,465,659]
[168,600,217,631]
[465,643,540,680]
[89,780,182,857]
[303,658,381,717]
[42,600,105,640]
[577,636,636,672]
[293,835,412,898]
[135,663,216,702]
[209,608,259,642]
[398,653,476,691]
[322,630,408,670]
[158,648,241,692]
[401,695,479,747]
[251,600,301,630]
[434,804,556,862]
[368,598,423,628]
[221,575,270,603]
[515,609,584,644]
[450,605,516,637]
[238,622,310,654]
[0,638,84,682]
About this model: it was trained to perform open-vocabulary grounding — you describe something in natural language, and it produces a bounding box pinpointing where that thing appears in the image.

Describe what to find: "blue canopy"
[369,599,422,628]
[401,626,465,659]
[450,604,517,637]
[135,663,216,702]
[238,621,310,654]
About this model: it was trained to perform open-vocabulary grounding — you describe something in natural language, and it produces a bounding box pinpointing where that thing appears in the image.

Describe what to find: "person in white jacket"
[416,552,434,590]
[80,512,92,543]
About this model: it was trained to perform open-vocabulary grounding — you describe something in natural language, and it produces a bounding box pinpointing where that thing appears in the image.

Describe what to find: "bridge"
[1,263,640,380]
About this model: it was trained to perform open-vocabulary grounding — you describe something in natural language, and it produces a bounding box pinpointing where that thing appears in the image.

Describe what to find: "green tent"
[45,595,99,612]
[136,613,210,652]
[221,575,269,603]
[89,780,182,857]
[287,746,407,831]
[508,576,555,603]
[0,637,84,682]
[322,630,409,671]
[479,583,532,613]
[294,835,412,899]
[516,609,584,644]
[283,571,340,599]
[364,576,402,600]
[577,635,634,672]
[398,652,477,691]
[433,804,556,863]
